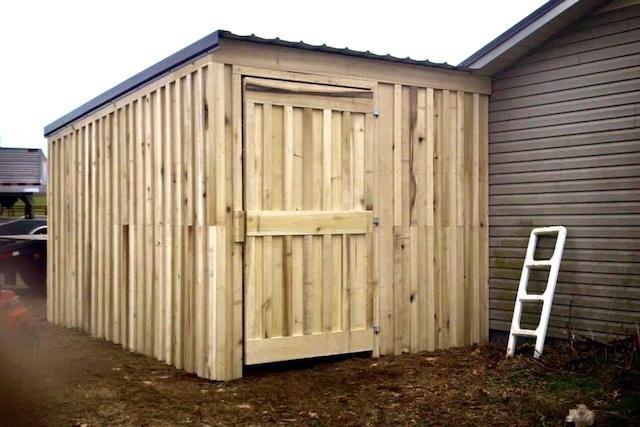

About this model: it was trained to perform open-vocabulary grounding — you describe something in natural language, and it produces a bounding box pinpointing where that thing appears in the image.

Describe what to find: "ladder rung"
[526,260,552,267]
[519,295,545,302]
[508,226,566,359]
[512,329,538,337]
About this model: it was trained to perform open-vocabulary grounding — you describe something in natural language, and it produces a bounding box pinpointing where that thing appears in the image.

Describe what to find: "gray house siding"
[489,3,640,341]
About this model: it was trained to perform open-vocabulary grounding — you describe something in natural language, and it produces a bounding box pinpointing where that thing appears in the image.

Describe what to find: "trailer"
[0,148,47,219]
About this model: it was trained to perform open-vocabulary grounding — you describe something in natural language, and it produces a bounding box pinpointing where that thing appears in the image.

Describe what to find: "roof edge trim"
[45,29,466,138]
[459,0,570,69]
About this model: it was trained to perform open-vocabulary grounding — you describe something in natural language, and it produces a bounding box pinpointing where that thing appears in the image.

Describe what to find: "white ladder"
[507,226,567,358]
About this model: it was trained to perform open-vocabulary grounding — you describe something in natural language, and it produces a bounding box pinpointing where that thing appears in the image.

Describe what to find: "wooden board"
[242,76,375,364]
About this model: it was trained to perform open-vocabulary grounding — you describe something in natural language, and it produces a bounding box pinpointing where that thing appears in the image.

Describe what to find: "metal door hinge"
[373,325,381,335]
[373,107,380,117]
[372,216,380,226]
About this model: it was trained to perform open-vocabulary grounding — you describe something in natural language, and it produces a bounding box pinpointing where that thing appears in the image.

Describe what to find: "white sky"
[0,0,546,154]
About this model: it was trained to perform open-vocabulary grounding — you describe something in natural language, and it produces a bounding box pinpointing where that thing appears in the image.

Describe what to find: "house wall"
[488,3,640,341]
[47,41,490,380]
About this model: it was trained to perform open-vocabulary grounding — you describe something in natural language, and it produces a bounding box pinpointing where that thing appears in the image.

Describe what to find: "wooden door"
[243,76,375,365]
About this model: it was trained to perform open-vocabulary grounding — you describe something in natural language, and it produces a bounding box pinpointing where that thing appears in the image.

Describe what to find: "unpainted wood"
[47,56,489,380]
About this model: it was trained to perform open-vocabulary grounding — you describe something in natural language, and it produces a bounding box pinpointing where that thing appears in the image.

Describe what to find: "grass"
[0,195,47,218]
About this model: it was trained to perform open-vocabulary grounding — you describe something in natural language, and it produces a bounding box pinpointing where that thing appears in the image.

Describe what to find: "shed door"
[243,76,375,365]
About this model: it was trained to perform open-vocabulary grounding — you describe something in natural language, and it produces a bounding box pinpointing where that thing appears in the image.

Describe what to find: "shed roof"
[44,30,457,137]
[459,0,607,75]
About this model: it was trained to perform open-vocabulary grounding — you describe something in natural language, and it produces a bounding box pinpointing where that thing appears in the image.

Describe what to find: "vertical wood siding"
[47,60,239,380]
[47,53,489,380]
[489,4,640,341]
[375,85,489,354]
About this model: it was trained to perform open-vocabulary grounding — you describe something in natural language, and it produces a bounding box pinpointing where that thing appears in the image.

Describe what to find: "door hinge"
[373,325,381,335]
[372,216,380,226]
[373,107,380,117]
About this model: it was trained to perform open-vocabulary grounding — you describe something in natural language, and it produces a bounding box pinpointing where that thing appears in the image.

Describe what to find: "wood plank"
[245,77,373,97]
[227,62,242,374]
[246,210,373,236]
[173,79,184,368]
[283,105,294,336]
[331,111,343,332]
[105,114,113,341]
[244,77,374,114]
[370,89,381,357]
[311,110,323,334]
[214,63,226,225]
[244,99,257,342]
[112,110,121,344]
[262,102,273,339]
[153,91,164,360]
[377,83,394,355]
[213,230,227,379]
[70,130,78,329]
[134,100,145,352]
[410,226,419,352]
[291,107,304,336]
[143,95,154,356]
[271,105,284,338]
[245,329,373,365]
[207,226,219,379]
[253,104,264,340]
[194,69,206,376]
[118,108,128,344]
[353,235,366,330]
[434,90,446,349]
[218,40,491,95]
[163,84,173,364]
[183,226,194,372]
[393,84,402,227]
[234,65,377,90]
[97,118,105,338]
[127,104,136,351]
[321,109,333,333]
[82,125,92,332]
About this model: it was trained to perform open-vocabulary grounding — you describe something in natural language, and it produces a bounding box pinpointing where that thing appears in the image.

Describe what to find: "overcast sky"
[0,0,546,153]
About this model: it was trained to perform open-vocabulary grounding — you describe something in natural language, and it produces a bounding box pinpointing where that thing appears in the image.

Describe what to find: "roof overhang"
[44,30,460,138]
[43,31,222,137]
[459,0,608,76]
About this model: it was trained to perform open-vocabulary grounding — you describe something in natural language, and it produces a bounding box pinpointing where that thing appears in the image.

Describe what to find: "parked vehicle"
[0,219,47,292]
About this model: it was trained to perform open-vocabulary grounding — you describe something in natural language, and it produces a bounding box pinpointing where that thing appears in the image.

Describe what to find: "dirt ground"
[0,290,638,426]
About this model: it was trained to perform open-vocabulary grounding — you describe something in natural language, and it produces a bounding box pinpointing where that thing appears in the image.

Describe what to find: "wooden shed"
[44,31,490,380]
[461,0,640,342]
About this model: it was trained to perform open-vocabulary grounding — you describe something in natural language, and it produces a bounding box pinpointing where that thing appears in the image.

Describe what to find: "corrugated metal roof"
[44,30,458,137]
[217,30,457,70]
